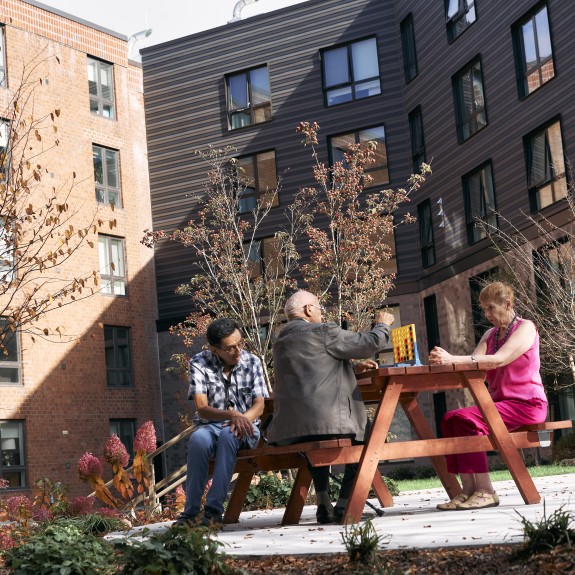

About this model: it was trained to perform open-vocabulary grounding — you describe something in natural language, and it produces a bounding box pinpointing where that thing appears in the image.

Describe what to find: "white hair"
[284,290,316,319]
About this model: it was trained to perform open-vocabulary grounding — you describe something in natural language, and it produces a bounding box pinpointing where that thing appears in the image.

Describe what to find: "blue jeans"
[182,422,260,517]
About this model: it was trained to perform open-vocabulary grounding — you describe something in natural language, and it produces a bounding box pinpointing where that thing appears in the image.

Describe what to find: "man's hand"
[374,310,395,326]
[227,411,254,439]
[354,359,378,373]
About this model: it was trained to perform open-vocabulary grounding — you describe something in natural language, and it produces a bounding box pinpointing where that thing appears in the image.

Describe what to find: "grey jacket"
[267,318,391,443]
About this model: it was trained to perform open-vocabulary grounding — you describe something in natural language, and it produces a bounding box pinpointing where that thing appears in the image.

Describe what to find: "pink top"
[485,319,547,403]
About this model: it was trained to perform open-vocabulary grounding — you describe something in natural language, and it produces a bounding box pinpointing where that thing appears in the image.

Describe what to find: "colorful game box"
[391,324,421,366]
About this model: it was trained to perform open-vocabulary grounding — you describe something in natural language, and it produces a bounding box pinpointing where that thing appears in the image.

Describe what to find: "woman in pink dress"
[428,281,548,510]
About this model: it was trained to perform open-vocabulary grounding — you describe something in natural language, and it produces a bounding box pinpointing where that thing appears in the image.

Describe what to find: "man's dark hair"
[206,318,241,346]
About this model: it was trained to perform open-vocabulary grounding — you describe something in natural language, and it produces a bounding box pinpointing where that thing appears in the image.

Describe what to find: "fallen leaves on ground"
[227,543,575,574]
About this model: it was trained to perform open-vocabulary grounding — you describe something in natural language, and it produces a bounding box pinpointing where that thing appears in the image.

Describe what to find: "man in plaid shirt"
[175,318,268,528]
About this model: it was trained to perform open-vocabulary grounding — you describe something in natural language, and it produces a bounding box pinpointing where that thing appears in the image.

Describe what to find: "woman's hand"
[428,346,454,366]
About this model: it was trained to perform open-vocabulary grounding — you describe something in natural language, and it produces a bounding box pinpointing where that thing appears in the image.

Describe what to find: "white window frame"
[87,57,115,119]
[99,235,127,296]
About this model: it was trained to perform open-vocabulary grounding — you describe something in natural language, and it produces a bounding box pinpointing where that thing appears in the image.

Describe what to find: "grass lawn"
[394,464,575,492]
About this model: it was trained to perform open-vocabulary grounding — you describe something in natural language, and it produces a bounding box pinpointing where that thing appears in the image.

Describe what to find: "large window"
[109,419,136,457]
[226,66,271,130]
[445,0,476,43]
[105,326,132,388]
[418,200,435,268]
[400,14,418,84]
[0,317,20,385]
[244,237,283,279]
[513,4,554,98]
[525,118,566,211]
[469,268,498,344]
[322,37,381,107]
[236,151,278,214]
[0,119,9,181]
[1,420,26,488]
[0,24,6,87]
[329,126,388,187]
[463,161,497,245]
[453,58,486,143]
[424,294,440,351]
[87,57,115,119]
[93,145,121,207]
[98,235,126,296]
[408,107,426,174]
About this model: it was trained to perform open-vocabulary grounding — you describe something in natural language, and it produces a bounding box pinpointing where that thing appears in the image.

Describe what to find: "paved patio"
[108,474,574,556]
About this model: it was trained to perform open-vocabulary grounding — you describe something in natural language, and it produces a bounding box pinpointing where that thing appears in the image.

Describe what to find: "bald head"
[284,290,323,323]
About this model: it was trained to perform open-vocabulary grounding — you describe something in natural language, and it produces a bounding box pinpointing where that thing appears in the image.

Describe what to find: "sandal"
[436,493,470,511]
[456,491,499,510]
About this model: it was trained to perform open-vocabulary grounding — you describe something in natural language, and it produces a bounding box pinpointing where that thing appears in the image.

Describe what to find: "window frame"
[328,125,389,188]
[0,118,10,183]
[321,36,381,107]
[512,3,555,99]
[462,160,498,245]
[0,420,26,488]
[0,24,6,88]
[225,65,272,130]
[418,199,436,268]
[235,150,278,214]
[98,235,127,296]
[452,56,487,143]
[93,144,121,208]
[0,317,21,386]
[243,236,284,279]
[524,116,567,212]
[104,326,132,388]
[408,106,426,174]
[87,56,116,120]
[400,14,418,84]
[445,0,477,43]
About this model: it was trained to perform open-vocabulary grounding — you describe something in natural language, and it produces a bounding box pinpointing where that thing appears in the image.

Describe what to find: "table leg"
[281,465,313,525]
[399,395,462,499]
[371,468,393,508]
[344,379,402,523]
[463,373,541,504]
[224,471,254,524]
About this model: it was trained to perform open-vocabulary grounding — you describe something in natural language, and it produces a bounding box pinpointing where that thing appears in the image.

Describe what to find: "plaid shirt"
[188,349,268,425]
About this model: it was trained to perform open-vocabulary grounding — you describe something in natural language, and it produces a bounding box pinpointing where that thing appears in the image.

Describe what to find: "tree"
[0,53,116,353]
[480,186,575,389]
[143,146,310,388]
[296,121,431,332]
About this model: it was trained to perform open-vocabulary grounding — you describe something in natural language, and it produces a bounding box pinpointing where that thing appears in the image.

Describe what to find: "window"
[423,294,440,351]
[87,57,115,119]
[453,58,486,143]
[226,66,271,130]
[0,119,9,181]
[525,118,566,211]
[105,326,132,388]
[418,200,435,268]
[0,317,20,385]
[322,37,381,107]
[0,25,6,87]
[400,14,418,83]
[1,420,26,487]
[469,268,498,344]
[109,419,136,457]
[463,161,497,244]
[244,237,284,279]
[408,107,426,173]
[98,235,126,295]
[93,145,121,207]
[513,4,554,98]
[236,151,278,214]
[329,126,388,187]
[0,217,13,283]
[445,0,476,42]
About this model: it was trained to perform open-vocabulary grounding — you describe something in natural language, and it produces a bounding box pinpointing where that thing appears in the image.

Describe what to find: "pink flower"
[5,495,33,520]
[68,496,94,516]
[0,478,9,489]
[134,421,156,454]
[78,452,103,481]
[103,434,130,467]
[96,506,123,519]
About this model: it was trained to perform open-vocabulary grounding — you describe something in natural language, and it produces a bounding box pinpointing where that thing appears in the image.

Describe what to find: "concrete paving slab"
[107,474,574,556]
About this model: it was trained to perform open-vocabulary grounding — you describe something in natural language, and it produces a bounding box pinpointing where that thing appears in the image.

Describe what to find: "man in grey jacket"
[268,290,394,523]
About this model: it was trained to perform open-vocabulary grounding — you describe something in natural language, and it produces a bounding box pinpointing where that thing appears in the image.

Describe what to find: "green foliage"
[341,518,389,564]
[328,473,399,501]
[514,503,574,558]
[53,514,127,536]
[111,524,234,575]
[384,465,437,482]
[3,522,115,575]
[552,431,575,463]
[243,473,294,511]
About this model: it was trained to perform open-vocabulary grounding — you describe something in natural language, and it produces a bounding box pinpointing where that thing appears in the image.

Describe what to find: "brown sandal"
[436,493,470,511]
[456,491,499,510]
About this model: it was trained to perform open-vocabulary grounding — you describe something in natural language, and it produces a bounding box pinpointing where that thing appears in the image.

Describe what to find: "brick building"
[141,0,574,472]
[0,0,162,497]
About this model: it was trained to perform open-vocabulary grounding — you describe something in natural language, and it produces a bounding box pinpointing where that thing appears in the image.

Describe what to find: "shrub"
[53,514,127,536]
[111,524,235,575]
[3,522,115,575]
[242,472,294,511]
[552,431,575,463]
[341,518,389,563]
